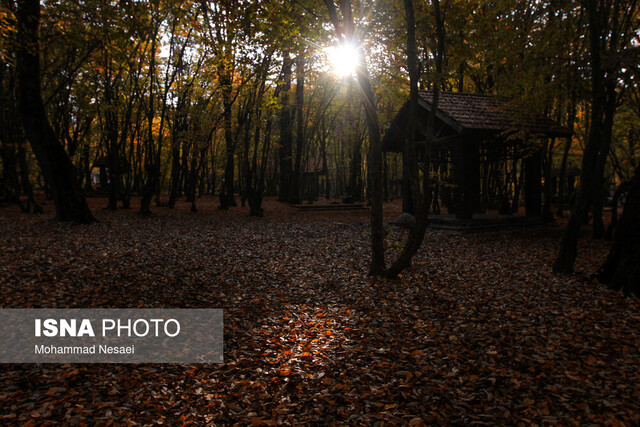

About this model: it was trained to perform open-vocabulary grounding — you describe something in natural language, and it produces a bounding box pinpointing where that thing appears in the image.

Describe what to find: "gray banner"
[0,309,223,363]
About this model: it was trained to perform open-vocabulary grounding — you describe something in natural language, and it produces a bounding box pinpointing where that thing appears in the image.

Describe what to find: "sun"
[325,43,360,77]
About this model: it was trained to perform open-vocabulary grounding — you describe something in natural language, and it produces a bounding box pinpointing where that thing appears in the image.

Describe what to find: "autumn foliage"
[1,198,639,424]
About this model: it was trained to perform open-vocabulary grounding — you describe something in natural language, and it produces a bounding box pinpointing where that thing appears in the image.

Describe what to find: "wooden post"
[525,148,542,217]
[453,137,473,220]
[401,151,414,214]
[467,140,481,213]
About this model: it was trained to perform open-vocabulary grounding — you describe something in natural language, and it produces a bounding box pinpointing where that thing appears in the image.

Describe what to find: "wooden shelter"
[382,91,572,220]
[90,156,131,193]
[301,157,326,202]
[90,156,110,192]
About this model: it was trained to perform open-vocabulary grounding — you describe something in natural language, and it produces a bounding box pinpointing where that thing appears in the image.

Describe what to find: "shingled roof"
[418,91,571,135]
[382,91,572,152]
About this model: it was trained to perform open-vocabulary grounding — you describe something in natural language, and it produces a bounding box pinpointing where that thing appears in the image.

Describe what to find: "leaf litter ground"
[1,197,639,425]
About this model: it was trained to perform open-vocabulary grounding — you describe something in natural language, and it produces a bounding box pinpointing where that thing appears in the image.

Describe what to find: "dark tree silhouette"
[554,0,635,272]
[597,163,640,296]
[278,52,294,203]
[16,0,93,223]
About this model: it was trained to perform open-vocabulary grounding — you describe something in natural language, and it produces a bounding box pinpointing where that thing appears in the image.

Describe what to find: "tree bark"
[219,91,237,209]
[16,0,94,223]
[0,48,21,206]
[277,52,294,203]
[349,133,363,203]
[139,20,160,216]
[606,182,627,240]
[597,163,640,296]
[542,138,555,221]
[554,0,608,273]
[592,78,617,238]
[290,51,306,204]
[168,141,182,208]
[524,148,542,217]
[17,140,41,213]
[557,93,577,217]
[557,136,573,217]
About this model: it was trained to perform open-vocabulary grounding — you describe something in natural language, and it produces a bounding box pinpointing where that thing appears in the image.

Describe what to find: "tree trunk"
[597,163,640,296]
[278,52,293,203]
[384,0,442,278]
[217,83,236,209]
[556,137,572,217]
[511,159,523,214]
[557,94,577,217]
[18,140,41,213]
[542,138,555,221]
[249,115,274,217]
[321,118,331,200]
[383,154,389,202]
[384,0,423,278]
[524,148,542,217]
[103,76,120,211]
[0,134,20,205]
[0,51,22,206]
[169,101,188,209]
[606,183,626,240]
[246,52,273,216]
[554,0,608,273]
[592,78,617,239]
[16,0,93,223]
[168,142,181,208]
[139,22,160,217]
[290,51,305,204]
[401,152,414,214]
[349,134,363,203]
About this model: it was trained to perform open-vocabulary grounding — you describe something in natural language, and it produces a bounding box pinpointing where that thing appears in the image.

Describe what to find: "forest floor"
[1,196,639,425]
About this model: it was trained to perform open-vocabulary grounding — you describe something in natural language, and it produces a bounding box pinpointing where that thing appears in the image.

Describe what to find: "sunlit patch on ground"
[262,305,348,375]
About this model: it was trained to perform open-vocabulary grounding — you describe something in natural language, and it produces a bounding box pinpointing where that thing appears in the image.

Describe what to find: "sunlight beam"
[324,43,360,78]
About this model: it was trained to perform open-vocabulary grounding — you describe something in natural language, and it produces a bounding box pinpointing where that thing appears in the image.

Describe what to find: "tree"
[90,1,148,211]
[0,0,21,206]
[324,0,385,275]
[554,0,638,273]
[16,0,93,223]
[201,0,260,210]
[383,0,445,278]
[290,49,307,204]
[322,0,448,278]
[278,51,294,203]
[597,163,640,296]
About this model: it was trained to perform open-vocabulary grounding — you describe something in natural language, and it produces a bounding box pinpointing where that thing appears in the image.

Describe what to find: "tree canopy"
[0,0,638,277]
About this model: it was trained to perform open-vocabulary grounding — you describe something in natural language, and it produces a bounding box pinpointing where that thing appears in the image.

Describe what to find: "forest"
[1,0,640,424]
